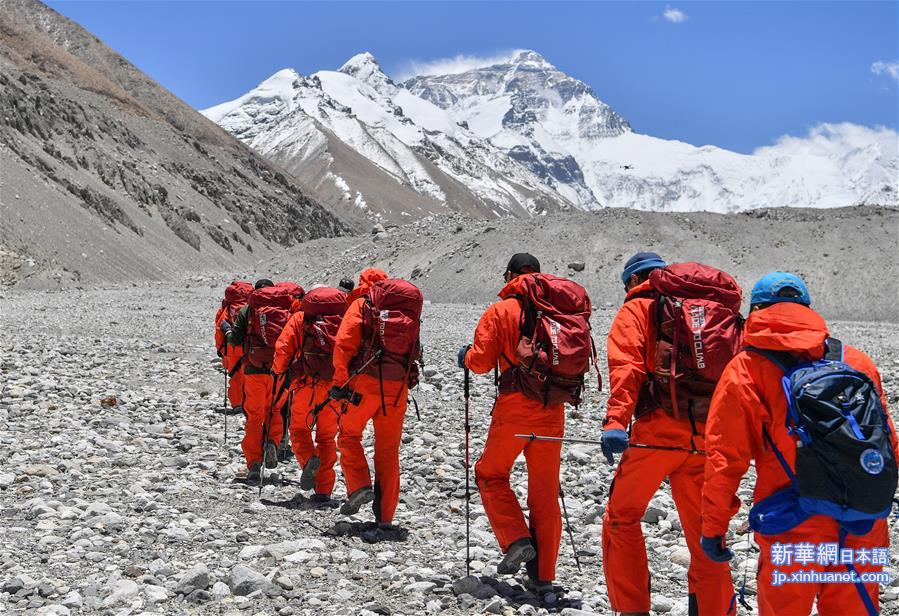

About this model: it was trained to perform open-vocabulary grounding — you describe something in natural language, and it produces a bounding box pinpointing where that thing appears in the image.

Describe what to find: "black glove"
[457,345,470,369]
[219,320,232,334]
[700,535,734,562]
[329,385,350,401]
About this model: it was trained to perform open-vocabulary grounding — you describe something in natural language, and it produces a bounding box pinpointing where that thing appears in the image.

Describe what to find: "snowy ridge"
[204,50,898,220]
[202,54,568,222]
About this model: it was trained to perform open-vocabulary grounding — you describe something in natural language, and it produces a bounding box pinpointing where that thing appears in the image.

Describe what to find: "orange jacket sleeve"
[332,297,365,386]
[272,312,304,376]
[465,298,519,374]
[701,353,765,536]
[604,300,651,432]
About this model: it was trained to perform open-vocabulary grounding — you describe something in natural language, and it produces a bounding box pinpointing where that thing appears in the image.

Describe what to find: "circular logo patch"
[859,449,885,475]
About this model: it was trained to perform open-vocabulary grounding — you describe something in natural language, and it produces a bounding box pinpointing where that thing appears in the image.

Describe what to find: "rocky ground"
[1,278,898,615]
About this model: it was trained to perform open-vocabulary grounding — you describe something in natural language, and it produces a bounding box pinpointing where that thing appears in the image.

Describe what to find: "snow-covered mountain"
[203,54,569,223]
[204,50,897,221]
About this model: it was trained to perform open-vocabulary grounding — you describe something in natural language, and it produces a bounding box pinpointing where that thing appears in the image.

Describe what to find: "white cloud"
[662,5,688,23]
[392,50,524,81]
[753,122,898,159]
[871,60,899,82]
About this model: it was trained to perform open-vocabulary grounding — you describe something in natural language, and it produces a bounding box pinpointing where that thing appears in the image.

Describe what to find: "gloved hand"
[600,429,629,464]
[700,535,734,562]
[329,385,350,401]
[219,320,232,334]
[457,345,471,369]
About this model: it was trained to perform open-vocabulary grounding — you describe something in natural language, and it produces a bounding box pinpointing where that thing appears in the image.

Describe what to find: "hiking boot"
[277,445,293,463]
[227,405,245,416]
[264,441,278,469]
[340,486,375,515]
[497,538,537,575]
[523,576,553,595]
[311,493,330,503]
[246,461,261,482]
[300,455,320,490]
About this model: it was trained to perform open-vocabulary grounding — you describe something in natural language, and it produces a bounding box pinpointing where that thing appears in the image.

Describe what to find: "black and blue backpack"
[746,337,897,614]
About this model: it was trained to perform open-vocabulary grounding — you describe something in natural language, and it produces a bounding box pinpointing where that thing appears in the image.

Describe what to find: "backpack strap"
[761,426,798,486]
[824,337,844,362]
[838,526,879,616]
[747,347,809,444]
[745,346,799,374]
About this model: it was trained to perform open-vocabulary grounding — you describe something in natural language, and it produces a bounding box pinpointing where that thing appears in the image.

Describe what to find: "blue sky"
[47,1,897,153]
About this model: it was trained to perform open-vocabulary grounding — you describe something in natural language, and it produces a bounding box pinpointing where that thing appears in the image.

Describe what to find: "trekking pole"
[224,370,228,445]
[559,487,582,572]
[464,365,471,578]
[307,350,383,428]
[514,433,706,455]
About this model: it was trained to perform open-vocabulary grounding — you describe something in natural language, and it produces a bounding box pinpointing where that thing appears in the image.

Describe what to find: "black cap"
[254,279,274,289]
[338,278,355,293]
[506,253,541,275]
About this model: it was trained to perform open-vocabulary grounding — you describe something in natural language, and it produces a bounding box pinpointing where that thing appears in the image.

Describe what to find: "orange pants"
[337,381,408,524]
[475,392,564,582]
[755,520,887,615]
[289,381,340,495]
[602,447,734,614]
[227,367,245,409]
[241,373,284,468]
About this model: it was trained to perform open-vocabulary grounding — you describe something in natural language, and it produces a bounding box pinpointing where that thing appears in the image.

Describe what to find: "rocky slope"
[0,0,347,289]
[206,49,897,222]
[252,205,899,323]
[1,280,897,615]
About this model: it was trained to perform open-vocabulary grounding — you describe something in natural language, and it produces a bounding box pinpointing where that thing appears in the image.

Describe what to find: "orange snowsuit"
[215,307,246,410]
[602,280,734,614]
[224,304,284,469]
[272,311,341,496]
[333,287,409,524]
[464,274,564,583]
[702,302,897,616]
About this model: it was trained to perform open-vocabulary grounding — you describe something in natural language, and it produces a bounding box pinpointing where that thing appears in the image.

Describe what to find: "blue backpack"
[746,338,897,615]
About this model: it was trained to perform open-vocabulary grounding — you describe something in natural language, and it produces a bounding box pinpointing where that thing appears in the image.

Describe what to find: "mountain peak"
[339,52,382,76]
[510,50,551,67]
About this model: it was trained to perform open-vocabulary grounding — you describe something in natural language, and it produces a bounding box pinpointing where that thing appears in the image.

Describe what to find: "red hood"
[347,268,388,303]
[497,273,534,299]
[743,302,829,357]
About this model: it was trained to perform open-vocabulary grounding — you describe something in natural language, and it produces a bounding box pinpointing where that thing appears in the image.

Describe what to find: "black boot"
[340,486,375,515]
[300,455,320,490]
[264,441,278,469]
[497,538,537,575]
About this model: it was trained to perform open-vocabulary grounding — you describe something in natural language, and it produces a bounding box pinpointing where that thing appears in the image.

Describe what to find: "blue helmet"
[750,272,811,307]
[621,252,666,285]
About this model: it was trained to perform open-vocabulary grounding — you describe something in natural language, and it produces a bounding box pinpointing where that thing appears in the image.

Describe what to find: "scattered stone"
[228,564,269,596]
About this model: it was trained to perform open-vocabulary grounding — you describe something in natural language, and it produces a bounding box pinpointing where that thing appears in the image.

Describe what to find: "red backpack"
[291,287,348,382]
[351,279,424,387]
[216,280,253,354]
[500,273,600,407]
[636,263,743,422]
[245,286,293,370]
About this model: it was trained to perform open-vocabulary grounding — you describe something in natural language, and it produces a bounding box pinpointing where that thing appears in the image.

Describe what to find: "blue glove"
[219,320,232,334]
[600,429,628,464]
[700,535,734,562]
[457,345,470,369]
